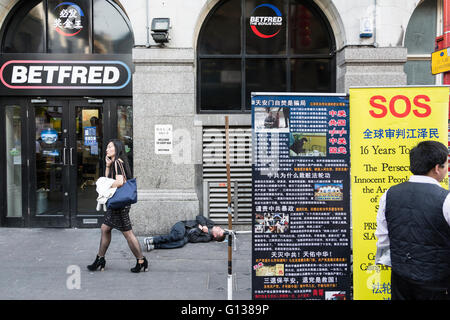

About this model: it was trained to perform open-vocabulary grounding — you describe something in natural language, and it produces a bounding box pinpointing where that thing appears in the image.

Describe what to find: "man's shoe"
[144,237,154,245]
[144,237,155,252]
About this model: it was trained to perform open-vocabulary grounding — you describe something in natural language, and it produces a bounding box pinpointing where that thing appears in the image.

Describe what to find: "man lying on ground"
[143,215,226,251]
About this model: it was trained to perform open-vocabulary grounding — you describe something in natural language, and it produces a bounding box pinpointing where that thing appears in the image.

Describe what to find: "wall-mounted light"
[151,18,170,44]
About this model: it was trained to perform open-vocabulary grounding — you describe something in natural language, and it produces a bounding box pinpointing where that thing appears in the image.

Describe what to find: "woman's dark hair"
[409,140,448,175]
[108,139,132,178]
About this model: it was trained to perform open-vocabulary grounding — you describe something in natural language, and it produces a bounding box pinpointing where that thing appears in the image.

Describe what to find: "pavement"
[0,227,252,300]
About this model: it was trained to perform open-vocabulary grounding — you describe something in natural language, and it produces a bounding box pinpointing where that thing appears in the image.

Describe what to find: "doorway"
[0,97,133,228]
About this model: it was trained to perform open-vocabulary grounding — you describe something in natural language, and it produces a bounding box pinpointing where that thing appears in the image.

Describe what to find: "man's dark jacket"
[386,182,450,287]
[181,215,215,243]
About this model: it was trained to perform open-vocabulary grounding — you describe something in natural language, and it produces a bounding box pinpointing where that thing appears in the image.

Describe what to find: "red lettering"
[369,95,387,118]
[413,95,431,117]
[389,95,411,118]
[368,94,431,118]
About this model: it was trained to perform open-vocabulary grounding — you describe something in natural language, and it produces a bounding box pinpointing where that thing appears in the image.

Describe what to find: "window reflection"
[290,4,332,54]
[118,105,133,175]
[246,59,287,110]
[94,1,134,54]
[291,59,332,92]
[404,0,437,85]
[35,106,64,215]
[5,106,22,217]
[199,0,241,55]
[47,0,91,54]
[76,107,103,213]
[2,0,134,54]
[200,59,242,111]
[2,1,45,53]
[197,0,335,112]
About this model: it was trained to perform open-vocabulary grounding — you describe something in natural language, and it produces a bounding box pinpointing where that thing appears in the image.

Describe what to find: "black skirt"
[103,206,132,232]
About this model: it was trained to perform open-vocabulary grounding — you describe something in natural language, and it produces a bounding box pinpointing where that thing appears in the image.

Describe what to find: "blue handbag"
[106,160,137,210]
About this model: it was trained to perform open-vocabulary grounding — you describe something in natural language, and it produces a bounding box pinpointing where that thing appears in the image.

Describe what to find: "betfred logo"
[249,4,283,38]
[0,60,131,90]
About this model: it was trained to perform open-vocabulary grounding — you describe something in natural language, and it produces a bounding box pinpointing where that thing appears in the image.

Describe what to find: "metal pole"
[444,0,450,84]
[225,116,233,300]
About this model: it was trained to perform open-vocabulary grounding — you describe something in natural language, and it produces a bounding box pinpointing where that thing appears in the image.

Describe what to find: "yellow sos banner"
[350,86,449,300]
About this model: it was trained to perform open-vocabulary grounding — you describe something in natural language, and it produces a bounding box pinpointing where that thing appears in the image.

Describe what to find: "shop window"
[117,105,133,175]
[404,0,440,85]
[1,0,134,54]
[2,1,45,53]
[197,0,336,112]
[5,105,22,218]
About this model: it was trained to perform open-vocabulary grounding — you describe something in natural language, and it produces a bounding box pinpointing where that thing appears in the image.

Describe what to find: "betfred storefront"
[0,0,134,228]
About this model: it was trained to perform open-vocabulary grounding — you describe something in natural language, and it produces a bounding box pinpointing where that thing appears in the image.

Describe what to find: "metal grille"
[202,127,252,224]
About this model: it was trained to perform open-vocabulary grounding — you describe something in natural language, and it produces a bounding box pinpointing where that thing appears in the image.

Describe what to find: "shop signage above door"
[0,53,132,96]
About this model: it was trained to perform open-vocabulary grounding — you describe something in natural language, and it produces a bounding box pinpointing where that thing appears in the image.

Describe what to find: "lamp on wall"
[151,18,170,44]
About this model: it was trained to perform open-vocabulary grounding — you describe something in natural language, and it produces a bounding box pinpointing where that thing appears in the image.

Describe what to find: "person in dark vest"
[375,140,450,300]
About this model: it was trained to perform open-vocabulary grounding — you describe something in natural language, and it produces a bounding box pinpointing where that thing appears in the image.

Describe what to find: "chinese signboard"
[251,93,351,300]
[350,86,449,300]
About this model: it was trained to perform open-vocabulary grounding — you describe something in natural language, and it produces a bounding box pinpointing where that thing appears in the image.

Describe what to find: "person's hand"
[105,156,113,168]
[201,226,208,233]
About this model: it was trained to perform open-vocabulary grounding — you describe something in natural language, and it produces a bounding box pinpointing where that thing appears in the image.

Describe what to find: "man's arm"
[196,215,215,229]
[188,229,212,243]
[374,191,391,266]
[443,193,450,227]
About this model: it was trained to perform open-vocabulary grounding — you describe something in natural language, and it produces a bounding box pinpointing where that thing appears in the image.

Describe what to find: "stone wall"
[131,48,199,235]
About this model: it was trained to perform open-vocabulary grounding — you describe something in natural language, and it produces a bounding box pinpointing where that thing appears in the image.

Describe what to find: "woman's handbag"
[106,160,137,210]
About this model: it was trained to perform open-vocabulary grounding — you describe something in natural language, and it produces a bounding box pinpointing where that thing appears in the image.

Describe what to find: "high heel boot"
[131,256,148,273]
[87,255,106,271]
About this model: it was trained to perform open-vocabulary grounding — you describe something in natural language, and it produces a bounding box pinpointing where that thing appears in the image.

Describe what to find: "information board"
[251,93,351,300]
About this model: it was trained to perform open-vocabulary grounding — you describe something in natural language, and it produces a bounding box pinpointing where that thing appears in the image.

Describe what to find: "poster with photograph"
[251,93,351,300]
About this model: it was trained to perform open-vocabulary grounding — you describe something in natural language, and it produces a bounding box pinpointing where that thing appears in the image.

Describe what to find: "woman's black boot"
[131,256,148,273]
[87,255,106,271]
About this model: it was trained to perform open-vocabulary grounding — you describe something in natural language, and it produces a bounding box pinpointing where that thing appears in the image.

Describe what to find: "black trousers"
[391,271,450,300]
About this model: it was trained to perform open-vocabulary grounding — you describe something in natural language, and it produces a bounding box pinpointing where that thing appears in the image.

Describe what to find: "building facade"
[0,0,441,234]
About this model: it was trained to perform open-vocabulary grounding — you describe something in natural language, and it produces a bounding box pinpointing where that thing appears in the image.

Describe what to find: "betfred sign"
[0,54,132,96]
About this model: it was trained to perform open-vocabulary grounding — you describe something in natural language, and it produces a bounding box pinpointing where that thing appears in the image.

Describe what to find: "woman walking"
[87,139,148,273]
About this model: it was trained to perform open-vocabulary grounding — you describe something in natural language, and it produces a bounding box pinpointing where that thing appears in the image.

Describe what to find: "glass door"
[1,98,129,228]
[69,101,107,227]
[29,101,70,227]
[29,100,110,227]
